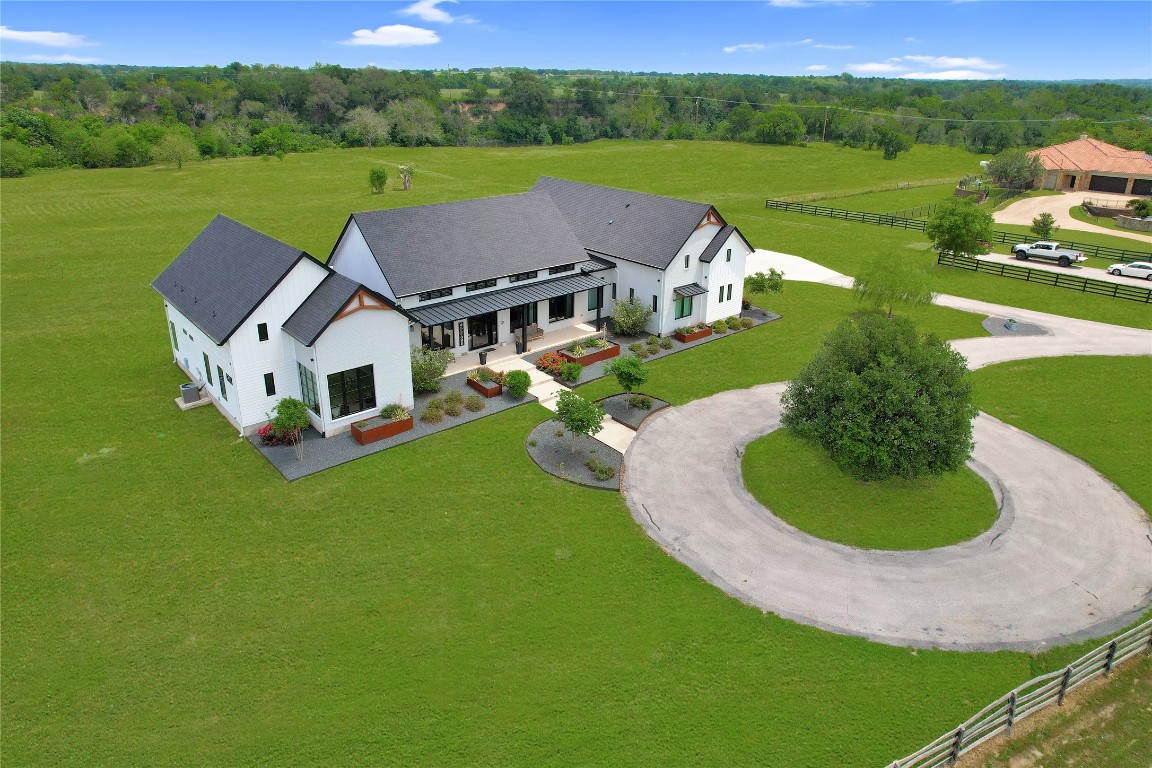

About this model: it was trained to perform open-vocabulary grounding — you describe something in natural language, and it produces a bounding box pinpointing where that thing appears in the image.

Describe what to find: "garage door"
[1088,175,1128,193]
[1131,178,1152,196]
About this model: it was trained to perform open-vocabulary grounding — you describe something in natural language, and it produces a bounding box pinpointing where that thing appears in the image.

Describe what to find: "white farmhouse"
[154,179,752,438]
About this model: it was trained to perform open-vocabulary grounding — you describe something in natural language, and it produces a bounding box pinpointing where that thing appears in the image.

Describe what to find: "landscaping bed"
[597,393,669,431]
[525,419,622,490]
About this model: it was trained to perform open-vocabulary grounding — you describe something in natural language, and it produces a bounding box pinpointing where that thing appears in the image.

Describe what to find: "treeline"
[1,60,1150,177]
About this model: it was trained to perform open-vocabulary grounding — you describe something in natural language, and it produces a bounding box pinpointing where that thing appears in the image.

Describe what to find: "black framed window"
[418,287,453,302]
[651,295,658,313]
[587,287,602,311]
[298,363,319,413]
[548,263,575,275]
[466,279,496,292]
[548,293,574,322]
[674,295,693,319]
[170,321,179,351]
[629,287,635,299]
[726,248,732,262]
[509,271,537,283]
[257,322,269,342]
[218,366,227,401]
[727,284,733,302]
[203,353,213,385]
[327,365,376,419]
[684,254,689,269]
[264,372,276,396]
[421,321,454,350]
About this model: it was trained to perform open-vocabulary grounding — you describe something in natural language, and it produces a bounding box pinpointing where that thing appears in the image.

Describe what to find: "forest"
[1,60,1150,177]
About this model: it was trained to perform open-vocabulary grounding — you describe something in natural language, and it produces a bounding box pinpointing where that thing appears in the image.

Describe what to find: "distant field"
[3,141,1148,767]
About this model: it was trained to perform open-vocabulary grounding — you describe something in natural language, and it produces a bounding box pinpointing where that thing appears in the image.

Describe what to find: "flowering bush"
[535,351,566,376]
[257,423,299,446]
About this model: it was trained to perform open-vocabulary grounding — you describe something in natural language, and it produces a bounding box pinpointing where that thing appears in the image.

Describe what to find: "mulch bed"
[597,393,670,431]
[525,419,622,490]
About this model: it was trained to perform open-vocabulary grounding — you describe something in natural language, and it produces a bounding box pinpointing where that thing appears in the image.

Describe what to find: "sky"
[1,1,1149,81]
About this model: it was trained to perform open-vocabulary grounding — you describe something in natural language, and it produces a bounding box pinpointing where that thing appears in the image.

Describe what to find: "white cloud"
[723,43,767,53]
[813,43,853,50]
[0,25,92,47]
[849,61,906,73]
[398,0,476,25]
[905,37,918,42]
[23,53,101,63]
[343,25,441,47]
[902,55,1000,70]
[805,64,829,71]
[904,70,1007,80]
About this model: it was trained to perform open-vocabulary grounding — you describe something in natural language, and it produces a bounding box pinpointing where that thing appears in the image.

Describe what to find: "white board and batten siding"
[163,302,242,428]
[702,231,751,325]
[328,221,397,300]
[306,299,413,437]
[613,260,665,335]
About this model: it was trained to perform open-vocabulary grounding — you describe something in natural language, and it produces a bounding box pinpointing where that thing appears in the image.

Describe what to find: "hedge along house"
[1030,135,1152,196]
[153,215,413,438]
[328,177,753,365]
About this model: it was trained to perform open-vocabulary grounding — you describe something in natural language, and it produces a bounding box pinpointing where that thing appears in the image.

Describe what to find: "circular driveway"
[623,383,1152,651]
[994,190,1152,245]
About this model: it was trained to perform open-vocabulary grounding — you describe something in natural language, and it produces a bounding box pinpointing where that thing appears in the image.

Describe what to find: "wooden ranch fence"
[886,618,1152,768]
[936,253,1152,304]
[763,200,1152,264]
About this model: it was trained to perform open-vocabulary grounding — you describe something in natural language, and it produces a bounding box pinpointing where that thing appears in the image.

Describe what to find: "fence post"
[1058,666,1073,705]
[948,726,965,765]
[1104,640,1119,676]
[1005,691,1017,736]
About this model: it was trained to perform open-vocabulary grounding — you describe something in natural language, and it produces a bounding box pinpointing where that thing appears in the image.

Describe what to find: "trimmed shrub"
[628,342,645,355]
[586,459,616,481]
[444,401,464,417]
[420,406,444,424]
[658,337,674,350]
[559,361,583,382]
[445,390,464,406]
[411,346,455,393]
[463,394,485,412]
[611,296,653,336]
[504,369,531,399]
[427,397,445,410]
[628,394,653,410]
[740,317,755,330]
[712,320,729,333]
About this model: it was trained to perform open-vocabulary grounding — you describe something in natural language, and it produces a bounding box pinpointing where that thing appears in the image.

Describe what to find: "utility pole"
[822,107,829,143]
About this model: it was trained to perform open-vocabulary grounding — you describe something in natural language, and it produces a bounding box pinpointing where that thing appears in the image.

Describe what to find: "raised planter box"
[559,342,621,366]
[466,378,503,398]
[674,327,713,343]
[351,415,414,445]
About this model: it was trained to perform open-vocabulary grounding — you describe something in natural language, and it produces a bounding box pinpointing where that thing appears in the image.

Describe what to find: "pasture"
[2,140,1149,766]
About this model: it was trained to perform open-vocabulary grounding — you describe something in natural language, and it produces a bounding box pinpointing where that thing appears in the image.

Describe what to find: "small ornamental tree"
[554,390,605,442]
[269,396,311,461]
[605,354,648,393]
[410,345,455,393]
[746,269,784,295]
[985,148,1043,190]
[1126,198,1152,218]
[611,296,653,337]
[781,315,976,481]
[852,259,933,318]
[925,198,993,259]
[1030,212,1057,240]
[398,162,415,191]
[369,166,388,193]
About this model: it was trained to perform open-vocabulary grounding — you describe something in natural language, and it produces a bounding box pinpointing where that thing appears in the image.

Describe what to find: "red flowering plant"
[257,422,300,446]
[535,351,566,376]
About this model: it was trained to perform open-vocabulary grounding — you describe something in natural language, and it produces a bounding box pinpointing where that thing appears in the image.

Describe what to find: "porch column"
[520,304,528,352]
[595,288,603,331]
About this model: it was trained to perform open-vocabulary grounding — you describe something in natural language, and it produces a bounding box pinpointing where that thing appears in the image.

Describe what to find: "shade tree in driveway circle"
[553,390,605,443]
[780,314,977,481]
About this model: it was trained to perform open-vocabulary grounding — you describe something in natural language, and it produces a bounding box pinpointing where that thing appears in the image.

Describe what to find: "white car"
[1107,261,1152,280]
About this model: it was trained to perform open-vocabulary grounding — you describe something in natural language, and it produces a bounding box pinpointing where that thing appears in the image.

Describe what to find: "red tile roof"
[1029,137,1152,176]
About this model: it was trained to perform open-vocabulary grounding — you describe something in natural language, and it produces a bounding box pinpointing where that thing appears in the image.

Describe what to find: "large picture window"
[674,295,693,319]
[421,321,454,350]
[328,365,376,419]
[298,363,319,413]
[587,286,602,311]
[548,293,574,322]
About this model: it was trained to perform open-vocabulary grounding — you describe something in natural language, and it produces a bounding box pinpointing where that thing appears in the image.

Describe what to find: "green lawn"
[1068,203,1122,231]
[821,183,958,214]
[742,429,998,550]
[2,141,1149,767]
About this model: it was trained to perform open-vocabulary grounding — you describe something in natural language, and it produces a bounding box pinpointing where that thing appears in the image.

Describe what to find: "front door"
[468,311,498,350]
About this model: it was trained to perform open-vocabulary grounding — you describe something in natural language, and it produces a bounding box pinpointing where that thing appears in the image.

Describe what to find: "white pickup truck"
[1011,241,1087,267]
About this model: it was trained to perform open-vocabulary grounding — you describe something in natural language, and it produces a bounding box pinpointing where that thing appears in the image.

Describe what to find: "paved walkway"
[994,190,1152,244]
[622,255,1152,650]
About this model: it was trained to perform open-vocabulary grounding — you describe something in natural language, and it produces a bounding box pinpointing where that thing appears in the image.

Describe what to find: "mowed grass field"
[3,141,1150,766]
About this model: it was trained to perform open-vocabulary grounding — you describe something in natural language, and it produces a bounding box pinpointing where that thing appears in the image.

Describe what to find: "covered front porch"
[443,321,603,377]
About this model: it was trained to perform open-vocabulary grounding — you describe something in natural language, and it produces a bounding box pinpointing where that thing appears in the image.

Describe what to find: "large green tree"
[985,148,1043,190]
[781,315,976,480]
[852,259,933,318]
[554,390,605,442]
[925,198,993,259]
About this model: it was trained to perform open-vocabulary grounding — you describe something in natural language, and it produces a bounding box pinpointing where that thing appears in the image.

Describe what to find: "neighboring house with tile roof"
[153,216,412,437]
[1029,135,1152,195]
[155,178,752,438]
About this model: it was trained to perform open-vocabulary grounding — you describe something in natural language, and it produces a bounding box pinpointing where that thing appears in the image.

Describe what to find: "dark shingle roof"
[407,272,608,327]
[532,177,713,270]
[282,272,363,347]
[672,282,708,297]
[699,225,735,263]
[152,215,309,345]
[348,191,590,298]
